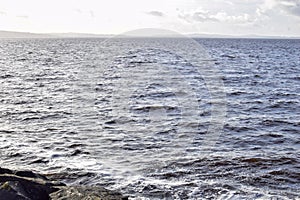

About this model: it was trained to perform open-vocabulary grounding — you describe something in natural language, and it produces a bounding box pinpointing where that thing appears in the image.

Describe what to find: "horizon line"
[0,30,300,39]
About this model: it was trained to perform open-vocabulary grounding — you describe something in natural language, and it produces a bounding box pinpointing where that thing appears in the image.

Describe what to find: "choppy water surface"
[0,38,299,199]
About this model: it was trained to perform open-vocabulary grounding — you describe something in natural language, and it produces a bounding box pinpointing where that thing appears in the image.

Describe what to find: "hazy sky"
[0,0,300,36]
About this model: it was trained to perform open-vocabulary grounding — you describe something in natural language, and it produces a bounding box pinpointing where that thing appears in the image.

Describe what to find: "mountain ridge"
[0,30,299,39]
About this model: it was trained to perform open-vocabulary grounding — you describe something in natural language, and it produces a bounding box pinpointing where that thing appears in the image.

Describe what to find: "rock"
[0,189,26,200]
[0,168,128,200]
[0,168,13,174]
[0,175,57,200]
[50,186,128,200]
[15,170,49,180]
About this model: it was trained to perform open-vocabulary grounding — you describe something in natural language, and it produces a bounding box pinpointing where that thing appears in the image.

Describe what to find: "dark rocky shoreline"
[0,168,128,200]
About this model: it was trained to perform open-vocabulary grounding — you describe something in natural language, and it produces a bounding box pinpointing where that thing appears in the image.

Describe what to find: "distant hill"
[0,30,113,39]
[187,33,300,39]
[49,32,114,38]
[0,30,299,39]
[0,30,52,38]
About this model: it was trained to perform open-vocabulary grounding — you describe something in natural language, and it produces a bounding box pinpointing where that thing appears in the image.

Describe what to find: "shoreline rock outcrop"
[0,167,128,200]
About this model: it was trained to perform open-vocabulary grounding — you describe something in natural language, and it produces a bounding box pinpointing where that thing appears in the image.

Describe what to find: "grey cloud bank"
[0,0,299,37]
[146,11,165,17]
[279,0,300,17]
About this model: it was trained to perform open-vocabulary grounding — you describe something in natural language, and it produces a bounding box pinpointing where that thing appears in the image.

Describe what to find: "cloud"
[89,10,95,18]
[179,10,254,24]
[146,11,165,17]
[74,9,95,18]
[75,9,82,14]
[190,11,219,22]
[258,0,300,17]
[214,12,253,23]
[17,15,29,19]
[279,0,300,17]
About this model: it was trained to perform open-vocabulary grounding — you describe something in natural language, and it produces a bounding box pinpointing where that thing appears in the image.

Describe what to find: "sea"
[0,37,299,199]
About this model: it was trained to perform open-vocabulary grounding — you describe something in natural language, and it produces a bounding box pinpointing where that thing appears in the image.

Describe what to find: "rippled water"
[0,38,299,199]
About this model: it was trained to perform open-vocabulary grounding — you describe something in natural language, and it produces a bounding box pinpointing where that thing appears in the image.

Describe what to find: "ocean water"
[0,38,299,199]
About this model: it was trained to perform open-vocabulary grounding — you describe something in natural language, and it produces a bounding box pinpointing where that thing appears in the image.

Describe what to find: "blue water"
[0,38,299,199]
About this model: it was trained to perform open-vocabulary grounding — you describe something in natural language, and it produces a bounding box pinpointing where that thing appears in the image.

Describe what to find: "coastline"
[0,167,128,200]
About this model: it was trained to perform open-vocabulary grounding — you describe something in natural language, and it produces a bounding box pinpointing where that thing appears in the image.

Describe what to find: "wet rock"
[0,168,13,174]
[0,175,57,200]
[0,168,128,200]
[15,170,49,180]
[50,186,128,200]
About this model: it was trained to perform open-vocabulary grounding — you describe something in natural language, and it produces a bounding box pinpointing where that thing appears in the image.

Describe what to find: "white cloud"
[146,11,165,17]
[178,9,255,24]
[0,0,299,36]
[214,12,253,23]
[279,0,300,17]
[17,15,29,19]
[258,0,300,17]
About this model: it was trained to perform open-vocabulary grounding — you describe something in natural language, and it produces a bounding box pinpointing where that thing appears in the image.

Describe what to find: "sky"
[0,0,300,36]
